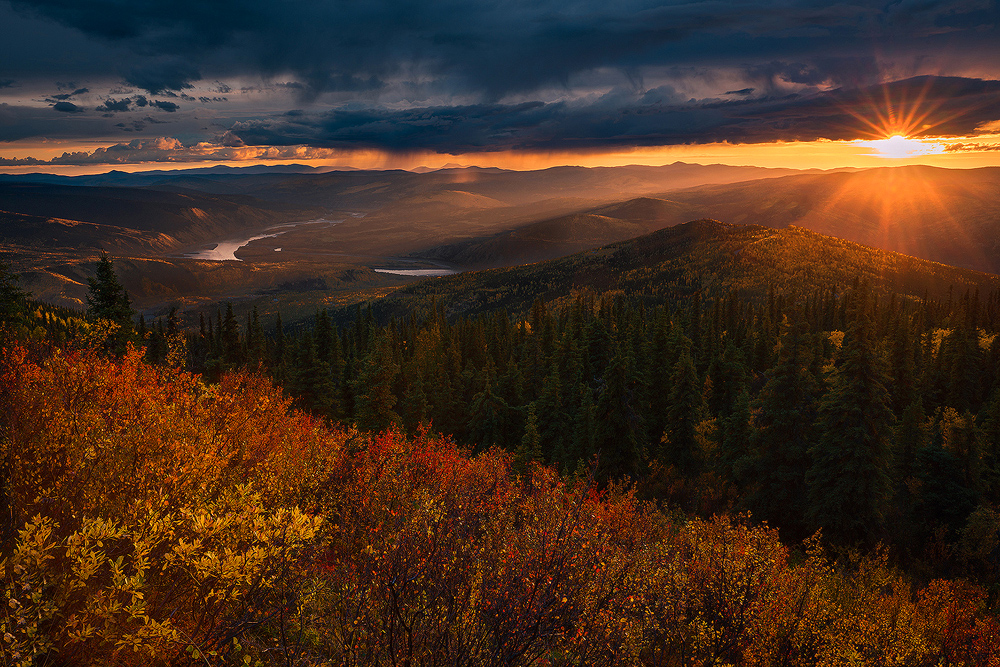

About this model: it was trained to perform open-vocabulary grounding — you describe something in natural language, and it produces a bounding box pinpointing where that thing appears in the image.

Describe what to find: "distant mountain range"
[0,161,834,209]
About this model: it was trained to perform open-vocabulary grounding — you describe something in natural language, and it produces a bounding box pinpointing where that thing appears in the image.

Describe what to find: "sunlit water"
[374,268,457,276]
[184,219,341,261]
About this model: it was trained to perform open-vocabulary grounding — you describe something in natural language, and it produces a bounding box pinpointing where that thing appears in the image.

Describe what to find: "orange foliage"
[0,343,343,528]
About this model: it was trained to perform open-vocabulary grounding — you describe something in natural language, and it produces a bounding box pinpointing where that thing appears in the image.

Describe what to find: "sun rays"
[855,134,947,158]
[840,77,971,159]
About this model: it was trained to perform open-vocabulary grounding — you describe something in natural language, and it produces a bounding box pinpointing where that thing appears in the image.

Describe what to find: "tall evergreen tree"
[468,359,512,451]
[807,288,894,545]
[220,303,241,369]
[353,330,401,431]
[978,390,1000,505]
[660,351,705,475]
[246,306,266,367]
[0,262,28,329]
[535,363,571,464]
[517,402,543,473]
[595,349,645,480]
[86,253,133,325]
[289,335,335,417]
[86,253,134,351]
[746,316,818,538]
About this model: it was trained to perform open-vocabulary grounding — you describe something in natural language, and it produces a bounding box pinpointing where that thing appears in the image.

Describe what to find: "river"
[183,218,342,261]
[374,268,456,276]
[183,217,460,277]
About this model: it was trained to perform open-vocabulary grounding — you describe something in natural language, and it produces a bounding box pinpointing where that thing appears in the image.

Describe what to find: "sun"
[856,134,947,159]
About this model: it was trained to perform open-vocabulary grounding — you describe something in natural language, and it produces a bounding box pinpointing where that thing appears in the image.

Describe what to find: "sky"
[2,0,1000,173]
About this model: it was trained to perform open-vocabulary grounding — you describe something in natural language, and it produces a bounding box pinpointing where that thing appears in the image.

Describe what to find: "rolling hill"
[0,182,322,250]
[0,209,176,255]
[368,219,1000,321]
[659,165,1000,274]
[415,197,702,267]
[414,166,1000,273]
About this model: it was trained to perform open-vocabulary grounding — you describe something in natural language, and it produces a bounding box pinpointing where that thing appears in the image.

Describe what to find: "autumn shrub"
[1,490,320,666]
[301,427,666,666]
[0,342,334,665]
[0,343,343,528]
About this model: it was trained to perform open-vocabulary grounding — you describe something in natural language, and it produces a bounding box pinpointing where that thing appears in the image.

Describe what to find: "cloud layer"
[222,76,1000,153]
[1,0,999,159]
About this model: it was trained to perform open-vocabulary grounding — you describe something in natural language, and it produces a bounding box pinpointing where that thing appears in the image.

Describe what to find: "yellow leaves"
[1,483,322,665]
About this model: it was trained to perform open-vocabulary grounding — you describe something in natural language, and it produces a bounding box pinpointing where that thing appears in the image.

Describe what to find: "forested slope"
[377,219,1000,321]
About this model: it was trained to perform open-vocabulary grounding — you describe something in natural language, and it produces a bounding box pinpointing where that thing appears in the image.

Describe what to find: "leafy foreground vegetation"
[0,342,999,666]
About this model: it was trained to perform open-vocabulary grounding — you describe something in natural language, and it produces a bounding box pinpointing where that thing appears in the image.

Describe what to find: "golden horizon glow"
[855,134,948,159]
[2,134,1000,176]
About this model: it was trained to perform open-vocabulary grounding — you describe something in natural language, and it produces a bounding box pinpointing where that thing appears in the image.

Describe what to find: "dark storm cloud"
[0,103,120,141]
[151,100,179,112]
[93,95,175,113]
[7,0,999,98]
[222,76,1000,153]
[50,87,88,100]
[96,97,132,112]
[124,61,199,94]
[51,101,83,113]
[0,137,343,165]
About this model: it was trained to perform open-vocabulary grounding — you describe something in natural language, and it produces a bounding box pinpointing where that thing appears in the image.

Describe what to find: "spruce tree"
[86,253,132,324]
[807,288,894,545]
[720,387,753,488]
[660,351,705,475]
[517,402,543,473]
[535,363,571,464]
[0,262,28,329]
[289,335,335,417]
[570,382,597,472]
[246,306,266,367]
[353,330,401,431]
[941,322,984,412]
[595,349,644,480]
[86,253,134,351]
[746,316,818,538]
[220,303,241,369]
[399,360,430,430]
[978,390,1000,504]
[888,313,918,415]
[468,357,511,450]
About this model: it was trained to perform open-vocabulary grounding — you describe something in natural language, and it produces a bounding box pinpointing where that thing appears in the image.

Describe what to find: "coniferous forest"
[5,243,1000,665]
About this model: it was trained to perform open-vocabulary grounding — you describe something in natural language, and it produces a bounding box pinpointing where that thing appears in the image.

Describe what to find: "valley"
[7,161,1000,327]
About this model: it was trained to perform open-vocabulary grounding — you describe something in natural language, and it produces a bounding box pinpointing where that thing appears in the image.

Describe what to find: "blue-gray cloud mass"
[222,76,1000,153]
